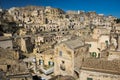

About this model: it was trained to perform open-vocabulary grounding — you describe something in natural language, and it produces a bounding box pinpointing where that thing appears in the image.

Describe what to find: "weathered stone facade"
[80,59,120,80]
[80,70,120,80]
[54,38,89,77]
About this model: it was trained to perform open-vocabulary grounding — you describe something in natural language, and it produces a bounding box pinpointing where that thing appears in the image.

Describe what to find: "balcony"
[39,65,54,75]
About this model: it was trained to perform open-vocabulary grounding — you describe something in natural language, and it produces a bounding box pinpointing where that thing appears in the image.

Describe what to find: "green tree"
[114,18,120,23]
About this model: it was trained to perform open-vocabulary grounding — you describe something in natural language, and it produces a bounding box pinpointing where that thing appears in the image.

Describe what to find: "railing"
[40,66,54,75]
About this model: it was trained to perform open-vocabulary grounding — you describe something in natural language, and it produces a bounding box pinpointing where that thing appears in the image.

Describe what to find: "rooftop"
[0,36,12,41]
[85,38,98,42]
[82,58,120,74]
[49,75,75,80]
[0,48,15,60]
[62,38,84,50]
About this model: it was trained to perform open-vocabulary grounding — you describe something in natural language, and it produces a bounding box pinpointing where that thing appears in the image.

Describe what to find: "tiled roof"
[82,58,120,74]
[63,38,84,50]
[0,36,12,41]
[0,48,15,60]
[49,75,75,80]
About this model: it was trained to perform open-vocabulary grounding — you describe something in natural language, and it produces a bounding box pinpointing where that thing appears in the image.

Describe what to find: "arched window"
[60,61,65,71]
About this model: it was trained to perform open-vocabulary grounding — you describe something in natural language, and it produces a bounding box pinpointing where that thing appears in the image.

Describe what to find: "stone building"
[33,48,54,75]
[34,49,54,66]
[34,35,44,46]
[18,28,27,36]
[79,59,120,80]
[92,27,110,39]
[54,38,89,78]
[0,36,13,49]
[101,35,120,60]
[15,36,34,53]
[74,28,91,37]
[7,6,116,36]
[98,34,110,50]
[85,38,99,58]
[107,50,120,60]
[7,73,33,80]
[49,75,75,80]
[0,48,20,71]
[32,34,55,74]
[0,48,29,75]
[85,34,110,58]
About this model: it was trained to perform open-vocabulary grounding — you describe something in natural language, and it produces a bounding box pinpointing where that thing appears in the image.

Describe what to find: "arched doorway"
[74,70,79,79]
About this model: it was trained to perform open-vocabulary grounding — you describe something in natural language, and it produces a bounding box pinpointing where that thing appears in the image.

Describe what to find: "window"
[48,61,54,66]
[98,53,100,58]
[105,40,108,43]
[91,52,97,57]
[60,61,65,71]
[7,65,11,70]
[62,61,65,64]
[89,44,91,47]
[87,77,93,80]
[105,40,108,47]
[37,51,39,53]
[59,51,62,56]
[39,59,44,65]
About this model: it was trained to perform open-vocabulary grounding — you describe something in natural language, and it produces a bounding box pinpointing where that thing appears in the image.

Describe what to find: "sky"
[0,0,120,18]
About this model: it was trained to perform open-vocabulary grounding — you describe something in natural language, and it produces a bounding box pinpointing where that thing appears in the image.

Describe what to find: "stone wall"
[79,70,120,80]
